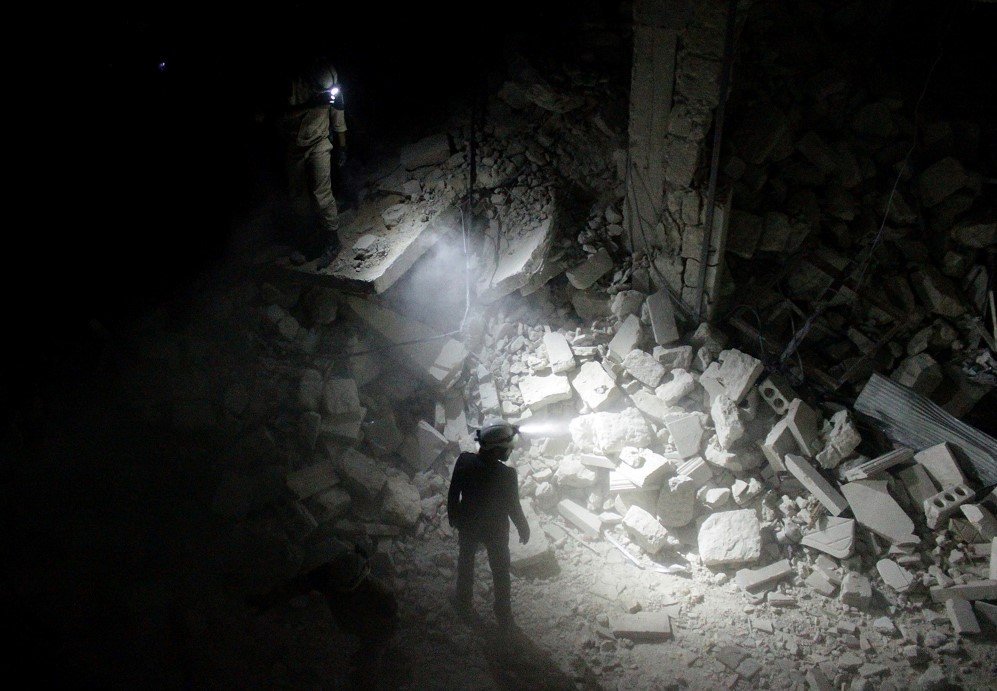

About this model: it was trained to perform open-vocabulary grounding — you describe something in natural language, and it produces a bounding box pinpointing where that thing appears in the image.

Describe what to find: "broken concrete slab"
[717,349,764,404]
[784,454,849,516]
[308,487,352,523]
[785,398,823,457]
[623,505,669,554]
[924,484,975,530]
[336,448,387,501]
[571,287,612,321]
[298,369,324,411]
[899,463,938,507]
[615,450,673,490]
[608,315,643,363]
[877,558,916,592]
[975,600,997,627]
[840,572,872,609]
[841,480,916,544]
[478,380,500,414]
[656,474,696,527]
[623,349,666,387]
[569,408,653,455]
[667,414,706,459]
[557,498,603,538]
[760,417,796,473]
[801,517,855,559]
[654,345,693,371]
[734,559,793,593]
[609,612,672,641]
[518,373,572,410]
[676,457,712,487]
[910,266,966,318]
[579,453,616,470]
[543,331,576,373]
[286,461,339,501]
[711,394,745,449]
[805,569,837,597]
[914,443,967,489]
[571,360,618,411]
[697,509,761,566]
[478,200,559,303]
[930,580,997,603]
[410,420,448,470]
[945,597,981,635]
[566,248,614,290]
[554,455,598,488]
[892,353,944,397]
[323,377,362,418]
[815,410,861,469]
[344,296,466,389]
[960,504,997,541]
[655,369,696,404]
[381,474,421,527]
[705,436,763,472]
[644,289,679,345]
[844,447,915,481]
[630,389,670,422]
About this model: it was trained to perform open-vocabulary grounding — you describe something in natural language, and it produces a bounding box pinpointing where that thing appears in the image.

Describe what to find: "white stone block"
[815,410,861,469]
[571,360,618,410]
[569,408,653,455]
[800,516,855,559]
[519,373,572,409]
[656,368,696,404]
[623,349,666,387]
[711,394,745,449]
[915,443,966,489]
[623,505,669,554]
[555,455,598,488]
[784,454,849,516]
[558,498,603,537]
[566,247,613,289]
[841,480,916,544]
[608,315,642,362]
[666,413,705,459]
[697,509,761,566]
[645,289,679,345]
[543,331,576,373]
[656,474,696,527]
[717,349,764,403]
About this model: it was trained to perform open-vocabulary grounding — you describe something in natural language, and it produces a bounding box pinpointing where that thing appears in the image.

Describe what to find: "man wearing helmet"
[281,57,348,267]
[447,418,530,629]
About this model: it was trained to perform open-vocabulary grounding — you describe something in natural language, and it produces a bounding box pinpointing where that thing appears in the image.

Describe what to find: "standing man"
[281,58,348,267]
[447,419,530,630]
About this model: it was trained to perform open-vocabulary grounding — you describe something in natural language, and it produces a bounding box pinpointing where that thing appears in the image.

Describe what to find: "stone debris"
[666,414,706,459]
[814,410,861,469]
[656,474,697,527]
[566,247,613,290]
[623,349,666,387]
[960,504,997,541]
[876,558,915,592]
[710,394,745,449]
[840,480,916,544]
[509,500,554,574]
[805,569,837,597]
[734,559,793,593]
[785,398,823,457]
[608,315,643,362]
[843,447,914,481]
[914,443,967,488]
[715,349,764,404]
[569,408,653,455]
[570,361,618,410]
[923,484,974,530]
[286,462,339,501]
[644,289,679,345]
[623,505,669,554]
[945,597,981,635]
[800,517,855,559]
[336,448,387,501]
[655,368,696,404]
[930,580,997,603]
[609,612,672,641]
[557,498,603,538]
[697,509,761,566]
[518,373,572,409]
[784,454,849,516]
[840,572,872,609]
[542,330,576,374]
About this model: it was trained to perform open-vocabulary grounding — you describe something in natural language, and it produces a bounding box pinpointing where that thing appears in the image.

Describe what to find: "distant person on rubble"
[447,418,530,630]
[280,56,349,268]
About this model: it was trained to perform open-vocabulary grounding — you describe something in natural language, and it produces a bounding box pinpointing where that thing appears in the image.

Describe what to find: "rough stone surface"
[571,361,618,410]
[801,517,855,559]
[784,454,848,516]
[716,349,764,404]
[554,455,598,488]
[645,289,679,345]
[569,408,653,455]
[711,394,745,449]
[623,505,669,554]
[841,479,916,543]
[623,349,666,387]
[667,414,706,459]
[815,410,861,469]
[518,373,572,409]
[840,572,872,609]
[656,474,696,527]
[337,448,387,501]
[697,509,761,566]
[892,353,943,397]
[381,474,421,527]
[655,369,696,404]
[608,315,643,362]
[566,247,614,289]
[543,331,576,374]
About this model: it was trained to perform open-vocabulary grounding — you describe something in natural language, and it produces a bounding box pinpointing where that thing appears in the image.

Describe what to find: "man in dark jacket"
[447,419,529,628]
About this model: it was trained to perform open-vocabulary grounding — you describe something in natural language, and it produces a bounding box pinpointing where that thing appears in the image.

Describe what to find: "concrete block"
[711,394,745,449]
[843,447,915,481]
[557,498,603,537]
[623,505,669,554]
[543,331,576,373]
[414,420,448,470]
[758,374,796,416]
[608,315,643,362]
[734,559,793,593]
[337,448,387,501]
[645,289,679,345]
[960,505,997,541]
[381,474,422,527]
[705,436,763,472]
[609,612,672,641]
[945,598,981,635]
[877,558,916,592]
[623,349,666,387]
[653,345,693,370]
[841,480,916,543]
[569,408,653,455]
[571,287,611,321]
[801,517,855,559]
[518,373,572,409]
[655,368,696,404]
[805,569,837,597]
[784,454,849,516]
[717,349,764,404]
[840,572,872,609]
[566,247,614,290]
[656,474,696,527]
[478,380,500,413]
[555,455,598,488]
[699,361,725,405]
[509,499,554,574]
[579,453,616,470]
[697,509,761,566]
[815,410,861,469]
[923,484,974,530]
[667,413,705,458]
[915,443,966,488]
[760,417,796,472]
[785,398,822,457]
[571,361,618,410]
[898,464,938,507]
[930,580,997,603]
[892,353,943,397]
[615,450,672,490]
[630,389,670,422]
[286,461,339,500]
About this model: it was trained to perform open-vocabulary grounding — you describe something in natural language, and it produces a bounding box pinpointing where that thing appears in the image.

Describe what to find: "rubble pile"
[718,2,995,412]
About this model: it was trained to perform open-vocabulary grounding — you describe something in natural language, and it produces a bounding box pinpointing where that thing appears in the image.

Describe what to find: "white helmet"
[475,418,519,451]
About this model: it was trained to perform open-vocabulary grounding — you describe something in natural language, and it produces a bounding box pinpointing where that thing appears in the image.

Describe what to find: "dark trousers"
[456,529,511,622]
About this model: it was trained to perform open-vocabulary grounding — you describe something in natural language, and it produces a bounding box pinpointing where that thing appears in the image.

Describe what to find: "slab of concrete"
[805,569,837,597]
[286,461,339,501]
[345,296,467,389]
[840,572,872,609]
[785,398,823,457]
[557,498,603,538]
[877,558,916,592]
[734,559,793,593]
[915,443,967,488]
[571,361,619,410]
[623,505,669,554]
[609,612,672,641]
[801,517,855,559]
[566,247,614,290]
[543,330,576,373]
[400,133,450,170]
[960,504,997,541]
[337,448,387,501]
[645,289,679,345]
[509,499,555,574]
[841,480,916,543]
[609,315,643,363]
[623,349,666,387]
[930,580,997,603]
[760,417,796,472]
[717,349,764,404]
[898,463,938,507]
[946,597,981,635]
[479,197,559,303]
[667,413,706,459]
[519,373,572,410]
[615,451,672,490]
[785,454,849,516]
[698,509,761,566]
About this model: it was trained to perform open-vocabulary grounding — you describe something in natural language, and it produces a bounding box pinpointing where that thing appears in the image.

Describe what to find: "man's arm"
[507,470,530,543]
[446,457,465,528]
